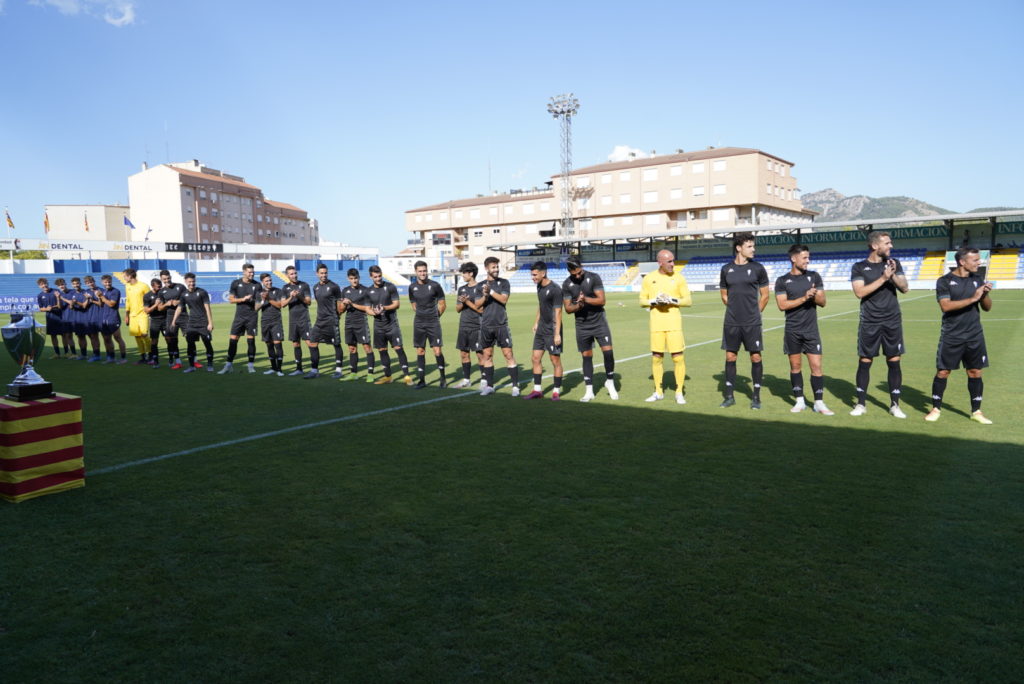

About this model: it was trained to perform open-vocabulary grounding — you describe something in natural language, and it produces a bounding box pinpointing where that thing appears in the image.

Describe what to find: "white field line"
[91,296,927,476]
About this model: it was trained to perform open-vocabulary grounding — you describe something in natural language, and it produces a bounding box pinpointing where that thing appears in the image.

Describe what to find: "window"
[780,166,787,176]
[691,163,704,174]
[415,215,422,223]
[645,214,660,225]
[257,214,262,222]
[492,228,501,234]
[523,204,535,215]
[540,202,550,211]
[212,224,219,232]
[619,193,632,204]
[212,208,218,217]
[186,206,193,213]
[575,177,591,187]
[713,160,727,172]
[603,218,615,227]
[643,191,658,204]
[711,209,730,221]
[692,186,705,197]
[670,165,682,176]
[621,216,634,226]
[578,197,590,209]
[765,183,772,194]
[600,195,611,206]
[199,190,207,199]
[472,230,483,238]
[669,188,683,200]
[454,210,463,220]
[201,223,208,231]
[256,200,262,208]
[470,209,480,219]
[713,184,726,195]
[275,231,280,238]
[619,171,631,181]
[184,189,192,197]
[489,207,498,216]
[210,192,217,202]
[767,159,773,170]
[200,206,208,215]
[642,169,658,182]
[505,206,514,215]
[425,214,433,222]
[273,217,279,224]
[439,211,448,220]
[601,173,612,184]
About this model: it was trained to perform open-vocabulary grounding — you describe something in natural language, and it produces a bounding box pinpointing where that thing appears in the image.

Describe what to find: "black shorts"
[373,323,403,350]
[230,315,258,337]
[456,327,480,352]
[782,329,822,356]
[413,319,443,348]
[150,318,168,337]
[262,321,285,343]
[185,328,211,342]
[100,320,120,336]
[60,319,74,335]
[344,323,371,346]
[309,321,338,345]
[533,328,562,356]
[858,320,904,358]
[288,317,310,343]
[575,321,612,352]
[479,325,513,350]
[936,334,988,370]
[45,316,62,336]
[721,324,762,353]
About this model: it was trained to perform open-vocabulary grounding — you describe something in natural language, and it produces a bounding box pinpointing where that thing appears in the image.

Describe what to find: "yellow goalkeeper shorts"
[650,330,684,354]
[128,314,150,337]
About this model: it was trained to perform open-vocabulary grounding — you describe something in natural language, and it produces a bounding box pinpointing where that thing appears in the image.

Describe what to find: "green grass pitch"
[3,288,1023,681]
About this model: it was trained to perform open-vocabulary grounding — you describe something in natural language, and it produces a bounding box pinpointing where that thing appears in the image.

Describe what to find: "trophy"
[3,312,55,401]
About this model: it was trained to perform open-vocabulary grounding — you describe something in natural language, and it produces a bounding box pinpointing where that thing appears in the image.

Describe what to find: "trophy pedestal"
[0,393,84,503]
[6,382,55,401]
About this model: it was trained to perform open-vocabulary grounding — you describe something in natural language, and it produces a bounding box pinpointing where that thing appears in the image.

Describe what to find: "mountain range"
[799,188,1020,222]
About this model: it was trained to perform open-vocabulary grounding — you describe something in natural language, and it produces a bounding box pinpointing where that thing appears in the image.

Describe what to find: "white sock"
[534,384,542,392]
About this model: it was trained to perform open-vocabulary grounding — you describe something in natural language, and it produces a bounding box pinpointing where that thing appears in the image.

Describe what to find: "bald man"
[640,250,692,404]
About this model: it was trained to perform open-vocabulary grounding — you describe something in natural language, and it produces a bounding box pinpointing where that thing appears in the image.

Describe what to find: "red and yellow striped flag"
[44,211,50,234]
[4,209,13,230]
[83,212,89,232]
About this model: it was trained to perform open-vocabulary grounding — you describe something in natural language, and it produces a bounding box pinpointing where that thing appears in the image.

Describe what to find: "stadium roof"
[566,147,793,177]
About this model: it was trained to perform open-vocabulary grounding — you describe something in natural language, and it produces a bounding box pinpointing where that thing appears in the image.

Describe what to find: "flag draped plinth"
[0,393,84,503]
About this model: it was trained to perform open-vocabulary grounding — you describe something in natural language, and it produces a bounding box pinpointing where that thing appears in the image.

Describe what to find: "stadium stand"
[508,261,630,288]
[917,251,947,280]
[988,248,1019,280]
[680,249,929,287]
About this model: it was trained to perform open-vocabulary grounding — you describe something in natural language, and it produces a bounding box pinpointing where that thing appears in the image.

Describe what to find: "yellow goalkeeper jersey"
[640,270,692,332]
[125,280,149,318]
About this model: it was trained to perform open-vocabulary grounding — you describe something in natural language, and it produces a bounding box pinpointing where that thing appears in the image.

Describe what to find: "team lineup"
[33,230,994,421]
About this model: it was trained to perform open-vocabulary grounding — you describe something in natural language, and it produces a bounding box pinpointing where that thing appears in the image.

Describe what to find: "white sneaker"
[675,393,686,405]
[479,385,495,396]
[605,379,619,400]
[288,369,304,376]
[813,402,835,416]
[791,400,807,413]
[263,369,276,375]
[850,404,867,416]
[247,362,256,373]
[455,378,471,389]
[924,408,941,422]
[217,362,233,375]
[645,392,664,403]
[890,405,907,419]
[580,389,595,403]
[276,371,284,377]
[510,386,520,397]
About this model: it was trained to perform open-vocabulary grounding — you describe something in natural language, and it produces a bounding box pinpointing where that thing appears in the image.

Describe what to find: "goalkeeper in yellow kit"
[640,249,692,404]
[123,268,152,363]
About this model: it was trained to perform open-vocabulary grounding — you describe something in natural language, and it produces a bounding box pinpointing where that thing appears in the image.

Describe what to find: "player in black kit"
[339,268,376,382]
[304,264,344,379]
[774,244,834,415]
[366,264,412,385]
[256,273,287,376]
[170,272,215,372]
[563,256,617,402]
[925,247,994,424]
[219,263,260,374]
[454,262,484,389]
[719,232,769,409]
[475,256,520,396]
[281,265,313,376]
[850,231,910,418]
[409,260,447,389]
[143,278,164,367]
[524,261,563,400]
[157,269,187,369]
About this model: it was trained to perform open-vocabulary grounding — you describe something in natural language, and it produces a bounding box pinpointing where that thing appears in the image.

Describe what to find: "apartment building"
[127,160,318,247]
[44,204,131,241]
[406,147,815,266]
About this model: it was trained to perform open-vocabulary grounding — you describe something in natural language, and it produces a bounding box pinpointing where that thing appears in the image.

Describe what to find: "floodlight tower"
[547,93,580,237]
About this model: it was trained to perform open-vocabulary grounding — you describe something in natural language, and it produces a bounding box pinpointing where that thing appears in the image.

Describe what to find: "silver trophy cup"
[3,313,55,401]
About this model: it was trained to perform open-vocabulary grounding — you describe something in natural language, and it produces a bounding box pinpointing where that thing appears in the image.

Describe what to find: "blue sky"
[1,0,1021,254]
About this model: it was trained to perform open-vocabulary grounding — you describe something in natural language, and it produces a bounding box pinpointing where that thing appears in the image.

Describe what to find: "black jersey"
[774,270,823,335]
[720,260,769,327]
[181,287,211,328]
[367,281,400,327]
[159,282,187,318]
[479,277,510,328]
[936,271,986,342]
[144,290,166,321]
[313,280,342,325]
[562,271,607,325]
[409,279,445,321]
[341,283,371,327]
[457,283,481,332]
[259,286,285,325]
[851,258,904,324]
[536,280,563,334]
[229,278,261,316]
[282,280,312,322]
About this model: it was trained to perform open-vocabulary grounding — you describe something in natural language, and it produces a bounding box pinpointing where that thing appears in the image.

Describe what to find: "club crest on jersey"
[747,269,751,275]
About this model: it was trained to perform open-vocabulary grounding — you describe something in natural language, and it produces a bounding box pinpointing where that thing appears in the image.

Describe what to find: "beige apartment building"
[44,204,131,242]
[406,147,815,266]
[127,160,318,247]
